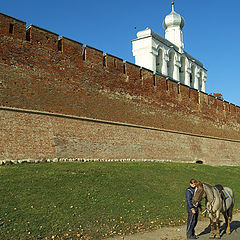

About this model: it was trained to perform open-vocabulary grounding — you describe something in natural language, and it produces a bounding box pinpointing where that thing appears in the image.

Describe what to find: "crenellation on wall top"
[26,24,59,50]
[141,66,154,74]
[124,61,141,69]
[58,36,83,64]
[104,53,123,62]
[0,12,26,40]
[0,12,26,24]
[84,44,103,54]
[104,53,124,72]
[59,36,83,46]
[26,24,59,37]
[83,45,104,67]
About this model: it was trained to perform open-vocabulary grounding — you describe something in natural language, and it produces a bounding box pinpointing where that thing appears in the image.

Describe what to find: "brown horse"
[192,182,234,239]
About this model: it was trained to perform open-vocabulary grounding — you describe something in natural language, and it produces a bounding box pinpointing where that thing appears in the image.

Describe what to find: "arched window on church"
[156,49,163,74]
[180,57,185,84]
[168,52,174,79]
[190,65,195,88]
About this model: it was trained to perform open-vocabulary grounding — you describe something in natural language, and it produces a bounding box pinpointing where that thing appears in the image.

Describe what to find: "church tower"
[163,2,184,52]
[132,2,207,92]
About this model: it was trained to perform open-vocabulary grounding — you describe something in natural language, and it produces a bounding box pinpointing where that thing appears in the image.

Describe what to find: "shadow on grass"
[198,220,240,238]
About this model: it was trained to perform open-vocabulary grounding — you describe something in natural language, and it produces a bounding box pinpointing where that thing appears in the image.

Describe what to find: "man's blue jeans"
[186,209,198,238]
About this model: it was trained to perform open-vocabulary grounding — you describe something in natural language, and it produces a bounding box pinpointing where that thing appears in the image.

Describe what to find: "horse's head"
[192,182,206,207]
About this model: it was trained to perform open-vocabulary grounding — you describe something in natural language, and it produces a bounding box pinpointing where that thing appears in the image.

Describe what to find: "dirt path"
[107,212,240,240]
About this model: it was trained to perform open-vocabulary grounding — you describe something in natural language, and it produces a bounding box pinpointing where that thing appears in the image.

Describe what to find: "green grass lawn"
[0,161,239,239]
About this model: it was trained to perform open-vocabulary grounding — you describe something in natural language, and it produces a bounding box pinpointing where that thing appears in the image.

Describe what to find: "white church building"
[132,2,207,92]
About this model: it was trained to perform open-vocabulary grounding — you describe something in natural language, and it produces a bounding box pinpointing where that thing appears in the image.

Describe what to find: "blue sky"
[1,0,240,106]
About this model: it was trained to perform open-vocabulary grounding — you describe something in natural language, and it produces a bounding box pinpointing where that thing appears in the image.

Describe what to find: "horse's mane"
[200,182,213,188]
[202,182,212,186]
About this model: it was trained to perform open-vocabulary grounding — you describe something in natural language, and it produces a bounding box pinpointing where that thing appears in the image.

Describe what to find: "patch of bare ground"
[107,211,240,240]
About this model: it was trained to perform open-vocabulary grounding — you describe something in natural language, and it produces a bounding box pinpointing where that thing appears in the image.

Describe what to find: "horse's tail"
[232,189,235,207]
[223,187,235,215]
[224,187,235,205]
[226,188,234,221]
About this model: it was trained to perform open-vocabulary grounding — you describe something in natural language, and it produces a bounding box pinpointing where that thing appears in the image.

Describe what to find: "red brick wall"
[1,107,240,166]
[0,12,240,163]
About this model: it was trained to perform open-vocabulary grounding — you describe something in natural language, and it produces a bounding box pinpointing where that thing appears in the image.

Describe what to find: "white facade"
[132,3,207,92]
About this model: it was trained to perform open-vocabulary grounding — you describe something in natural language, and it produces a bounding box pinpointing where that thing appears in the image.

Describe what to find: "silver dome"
[163,4,185,30]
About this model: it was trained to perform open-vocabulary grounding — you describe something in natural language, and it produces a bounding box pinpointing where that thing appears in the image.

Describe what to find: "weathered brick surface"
[104,54,123,73]
[27,25,59,50]
[0,13,26,40]
[0,12,240,163]
[1,108,240,166]
[0,109,56,160]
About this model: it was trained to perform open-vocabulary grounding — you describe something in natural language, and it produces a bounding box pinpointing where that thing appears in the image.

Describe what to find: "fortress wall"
[155,74,168,91]
[0,12,240,153]
[1,107,240,166]
[59,37,83,66]
[84,45,103,67]
[0,13,26,40]
[141,68,155,94]
[189,88,199,109]
[124,61,141,83]
[104,54,123,73]
[26,25,59,50]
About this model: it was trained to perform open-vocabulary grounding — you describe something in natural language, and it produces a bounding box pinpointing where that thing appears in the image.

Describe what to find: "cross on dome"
[171,1,175,12]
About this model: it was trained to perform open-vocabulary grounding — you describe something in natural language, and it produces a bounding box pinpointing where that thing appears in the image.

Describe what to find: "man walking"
[186,179,199,239]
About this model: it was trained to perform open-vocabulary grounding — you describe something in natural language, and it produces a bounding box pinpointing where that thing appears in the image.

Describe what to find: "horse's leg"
[209,216,215,239]
[223,212,228,233]
[215,217,220,239]
[214,210,221,239]
[226,206,233,234]
[226,216,231,234]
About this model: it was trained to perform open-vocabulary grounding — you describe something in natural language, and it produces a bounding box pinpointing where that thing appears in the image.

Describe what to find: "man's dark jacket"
[186,186,198,212]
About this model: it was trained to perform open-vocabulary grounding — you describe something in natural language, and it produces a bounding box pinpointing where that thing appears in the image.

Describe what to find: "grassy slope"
[0,162,239,239]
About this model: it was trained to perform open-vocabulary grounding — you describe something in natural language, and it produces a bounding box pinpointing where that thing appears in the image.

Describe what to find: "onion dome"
[163,2,185,30]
